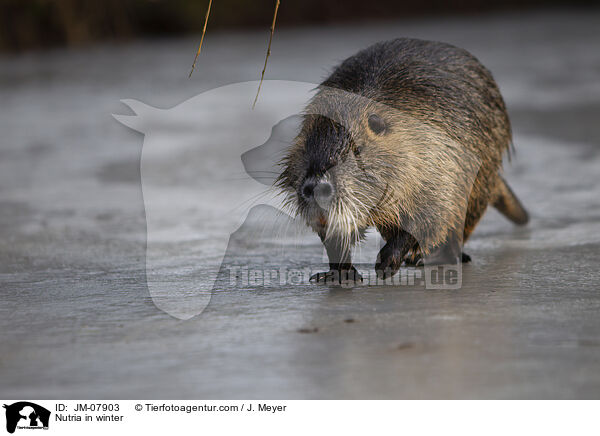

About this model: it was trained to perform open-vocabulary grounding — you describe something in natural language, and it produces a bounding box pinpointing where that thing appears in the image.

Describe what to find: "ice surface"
[1,9,599,398]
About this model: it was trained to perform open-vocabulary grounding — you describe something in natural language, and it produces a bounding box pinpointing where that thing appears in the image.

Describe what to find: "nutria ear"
[241,114,302,186]
[367,114,386,134]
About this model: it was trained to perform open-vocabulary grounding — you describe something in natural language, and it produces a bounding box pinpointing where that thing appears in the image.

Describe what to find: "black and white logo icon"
[3,402,50,434]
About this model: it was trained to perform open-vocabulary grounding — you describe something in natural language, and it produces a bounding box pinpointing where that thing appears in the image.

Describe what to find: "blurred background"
[0,0,597,52]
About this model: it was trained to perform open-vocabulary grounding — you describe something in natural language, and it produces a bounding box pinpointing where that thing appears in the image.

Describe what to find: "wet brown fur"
[276,38,528,277]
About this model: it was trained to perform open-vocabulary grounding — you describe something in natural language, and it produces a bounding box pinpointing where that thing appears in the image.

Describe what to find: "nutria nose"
[314,181,333,201]
[302,179,334,206]
[302,180,315,199]
[314,181,334,208]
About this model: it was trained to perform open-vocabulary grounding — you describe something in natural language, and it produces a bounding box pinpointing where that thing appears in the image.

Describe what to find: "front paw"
[375,242,405,279]
[310,266,363,284]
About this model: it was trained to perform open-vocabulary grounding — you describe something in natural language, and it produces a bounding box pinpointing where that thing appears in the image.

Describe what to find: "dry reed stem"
[252,0,280,108]
[188,0,213,78]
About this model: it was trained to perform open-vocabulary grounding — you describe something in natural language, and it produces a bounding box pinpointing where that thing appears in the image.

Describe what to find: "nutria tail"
[493,176,529,225]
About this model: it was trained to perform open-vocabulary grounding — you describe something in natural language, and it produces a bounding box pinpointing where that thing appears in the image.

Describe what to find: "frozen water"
[1,9,599,398]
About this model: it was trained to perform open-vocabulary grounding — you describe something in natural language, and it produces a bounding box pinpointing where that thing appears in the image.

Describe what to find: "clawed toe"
[310,267,363,284]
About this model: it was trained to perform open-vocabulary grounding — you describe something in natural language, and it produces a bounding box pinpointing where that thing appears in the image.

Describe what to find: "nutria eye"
[367,114,386,134]
[353,145,363,156]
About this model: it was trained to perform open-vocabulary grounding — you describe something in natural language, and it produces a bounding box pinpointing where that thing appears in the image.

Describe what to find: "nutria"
[276,38,528,282]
